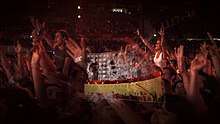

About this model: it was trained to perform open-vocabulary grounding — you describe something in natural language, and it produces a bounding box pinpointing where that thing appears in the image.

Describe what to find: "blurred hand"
[0,56,6,68]
[31,18,45,34]
[175,45,184,59]
[14,40,22,54]
[159,24,165,36]
[200,42,208,55]
[38,40,46,55]
[190,53,207,72]
[31,48,40,66]
[66,38,83,59]
[136,29,140,36]
[31,18,46,42]
[209,43,219,58]
[175,45,184,73]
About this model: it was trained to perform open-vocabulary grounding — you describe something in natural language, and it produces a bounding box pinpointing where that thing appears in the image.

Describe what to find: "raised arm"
[31,18,53,48]
[62,57,71,78]
[137,29,155,53]
[31,46,43,99]
[187,53,208,112]
[175,45,185,73]
[210,45,220,80]
[14,41,27,79]
[159,25,170,59]
[65,38,84,63]
[38,40,56,75]
[207,32,220,80]
[41,31,53,48]
[0,56,12,81]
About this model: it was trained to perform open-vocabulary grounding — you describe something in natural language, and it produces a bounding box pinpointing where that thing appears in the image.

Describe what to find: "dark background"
[0,0,219,38]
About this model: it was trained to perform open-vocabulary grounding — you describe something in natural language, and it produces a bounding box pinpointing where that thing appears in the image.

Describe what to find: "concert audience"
[0,18,219,124]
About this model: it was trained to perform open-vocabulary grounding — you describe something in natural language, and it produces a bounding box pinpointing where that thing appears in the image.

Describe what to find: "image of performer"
[89,57,99,80]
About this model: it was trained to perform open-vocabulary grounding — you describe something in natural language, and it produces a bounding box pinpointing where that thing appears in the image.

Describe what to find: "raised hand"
[66,38,83,60]
[159,24,165,36]
[206,36,220,79]
[14,40,22,54]
[79,36,86,50]
[31,48,40,66]
[190,53,207,72]
[0,55,6,68]
[38,40,46,55]
[175,45,184,59]
[207,32,218,49]
[200,42,209,56]
[31,18,47,43]
[31,18,45,34]
[175,45,184,73]
[136,29,140,36]
[159,24,166,54]
[208,42,220,58]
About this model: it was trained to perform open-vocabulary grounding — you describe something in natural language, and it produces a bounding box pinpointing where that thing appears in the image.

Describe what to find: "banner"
[85,77,163,99]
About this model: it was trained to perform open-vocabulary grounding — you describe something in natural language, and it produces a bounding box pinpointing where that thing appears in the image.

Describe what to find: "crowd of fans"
[0,18,220,124]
